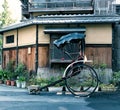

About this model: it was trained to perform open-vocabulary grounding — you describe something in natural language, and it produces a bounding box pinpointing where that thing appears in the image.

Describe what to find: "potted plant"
[4,61,16,86]
[6,71,11,85]
[10,73,16,86]
[1,70,11,85]
[5,71,17,86]
[16,76,21,88]
[16,76,26,88]
[18,76,26,88]
[15,63,28,88]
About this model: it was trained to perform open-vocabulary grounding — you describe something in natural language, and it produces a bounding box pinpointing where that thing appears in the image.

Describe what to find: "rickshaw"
[28,32,98,97]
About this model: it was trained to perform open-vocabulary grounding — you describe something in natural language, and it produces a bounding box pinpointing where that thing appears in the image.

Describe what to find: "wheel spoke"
[65,63,98,97]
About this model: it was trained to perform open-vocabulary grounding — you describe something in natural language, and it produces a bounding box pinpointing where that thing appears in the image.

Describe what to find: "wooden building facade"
[0,0,120,72]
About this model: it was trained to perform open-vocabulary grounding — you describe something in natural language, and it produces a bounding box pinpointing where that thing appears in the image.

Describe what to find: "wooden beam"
[16,29,19,66]
[35,24,39,73]
[112,22,120,72]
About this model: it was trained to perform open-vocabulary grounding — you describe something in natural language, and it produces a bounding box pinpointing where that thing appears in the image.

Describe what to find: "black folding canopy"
[53,32,85,48]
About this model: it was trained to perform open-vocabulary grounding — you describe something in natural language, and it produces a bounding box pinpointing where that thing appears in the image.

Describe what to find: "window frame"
[6,35,14,44]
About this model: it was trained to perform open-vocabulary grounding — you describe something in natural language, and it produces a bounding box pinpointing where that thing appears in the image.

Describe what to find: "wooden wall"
[3,45,49,71]
[3,49,16,69]
[85,46,112,67]
[18,47,36,71]
[38,46,49,67]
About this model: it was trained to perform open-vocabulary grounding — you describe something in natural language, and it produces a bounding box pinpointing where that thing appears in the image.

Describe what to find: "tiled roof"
[0,14,120,33]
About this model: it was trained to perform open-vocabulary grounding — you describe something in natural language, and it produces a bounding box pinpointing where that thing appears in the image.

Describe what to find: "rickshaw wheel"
[65,63,98,97]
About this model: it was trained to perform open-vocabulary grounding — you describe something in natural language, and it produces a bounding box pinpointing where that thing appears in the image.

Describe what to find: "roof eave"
[0,15,120,34]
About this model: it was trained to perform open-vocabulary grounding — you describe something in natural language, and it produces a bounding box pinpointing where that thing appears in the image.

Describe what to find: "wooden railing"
[28,0,93,12]
[21,0,116,16]
[94,0,116,15]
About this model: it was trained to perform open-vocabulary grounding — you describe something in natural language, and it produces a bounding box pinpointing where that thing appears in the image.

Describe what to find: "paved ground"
[0,85,120,110]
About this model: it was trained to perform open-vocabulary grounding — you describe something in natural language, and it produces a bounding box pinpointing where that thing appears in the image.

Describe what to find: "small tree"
[0,0,15,27]
[0,0,16,65]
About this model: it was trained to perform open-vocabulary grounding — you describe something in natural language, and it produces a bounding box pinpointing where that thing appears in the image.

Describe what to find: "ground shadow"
[86,91,120,110]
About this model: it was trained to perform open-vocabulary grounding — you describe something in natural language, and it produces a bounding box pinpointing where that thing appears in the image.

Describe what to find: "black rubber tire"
[65,63,98,97]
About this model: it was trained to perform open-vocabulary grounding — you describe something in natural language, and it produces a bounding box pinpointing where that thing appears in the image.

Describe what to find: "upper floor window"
[6,35,14,44]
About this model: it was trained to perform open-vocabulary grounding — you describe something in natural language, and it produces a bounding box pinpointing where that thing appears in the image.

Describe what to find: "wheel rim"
[65,64,98,97]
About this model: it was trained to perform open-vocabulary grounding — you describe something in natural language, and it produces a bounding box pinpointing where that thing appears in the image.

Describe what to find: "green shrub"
[112,71,120,86]
[0,69,3,80]
[15,63,27,75]
[15,63,28,81]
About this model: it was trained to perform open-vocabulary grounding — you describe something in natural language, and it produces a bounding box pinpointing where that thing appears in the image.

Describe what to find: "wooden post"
[112,22,120,72]
[35,24,39,73]
[16,29,19,66]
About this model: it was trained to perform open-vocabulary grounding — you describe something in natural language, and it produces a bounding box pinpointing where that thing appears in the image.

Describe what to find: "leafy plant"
[2,70,10,80]
[112,71,120,86]
[0,69,3,80]
[47,76,64,87]
[99,63,107,70]
[36,78,49,86]
[28,77,37,85]
[15,63,28,77]
[5,61,17,80]
[99,83,115,91]
[34,76,64,87]
[17,76,26,82]
[15,63,27,75]
[15,63,28,82]
[93,63,107,83]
